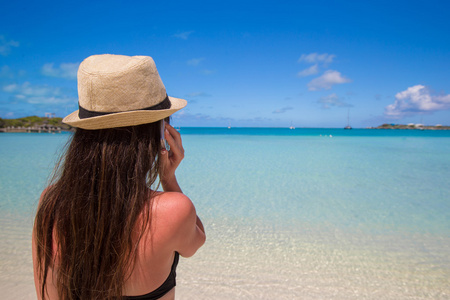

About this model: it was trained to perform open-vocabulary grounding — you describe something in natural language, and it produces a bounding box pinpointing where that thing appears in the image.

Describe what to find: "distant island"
[0,116,72,133]
[370,123,450,130]
[1,116,450,132]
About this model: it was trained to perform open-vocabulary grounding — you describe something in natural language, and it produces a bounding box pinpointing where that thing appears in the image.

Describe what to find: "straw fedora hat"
[63,54,187,129]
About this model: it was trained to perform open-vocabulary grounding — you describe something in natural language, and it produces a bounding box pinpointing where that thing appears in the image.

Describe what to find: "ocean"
[1,128,449,299]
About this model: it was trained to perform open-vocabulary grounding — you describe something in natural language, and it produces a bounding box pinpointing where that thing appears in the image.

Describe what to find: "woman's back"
[34,190,204,300]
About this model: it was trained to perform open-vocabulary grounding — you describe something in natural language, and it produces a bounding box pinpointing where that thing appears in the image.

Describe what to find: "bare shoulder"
[152,192,196,226]
[150,192,205,257]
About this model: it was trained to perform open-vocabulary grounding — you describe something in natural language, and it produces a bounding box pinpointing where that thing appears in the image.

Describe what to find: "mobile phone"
[160,119,170,151]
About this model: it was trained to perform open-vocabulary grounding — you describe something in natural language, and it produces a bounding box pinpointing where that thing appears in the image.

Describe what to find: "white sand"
[1,217,449,299]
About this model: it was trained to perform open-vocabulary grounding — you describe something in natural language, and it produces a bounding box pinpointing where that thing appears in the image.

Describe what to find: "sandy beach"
[1,217,449,299]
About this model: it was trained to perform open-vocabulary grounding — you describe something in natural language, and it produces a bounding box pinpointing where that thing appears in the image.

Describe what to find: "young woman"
[32,54,206,300]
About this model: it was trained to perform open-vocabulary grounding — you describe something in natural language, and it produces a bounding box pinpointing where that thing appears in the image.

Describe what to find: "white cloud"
[171,111,213,121]
[3,82,61,96]
[3,83,18,93]
[2,82,73,105]
[3,83,17,93]
[317,93,352,109]
[24,96,72,105]
[298,53,335,64]
[41,64,59,77]
[186,92,211,97]
[297,64,319,77]
[173,31,194,40]
[42,62,79,79]
[273,106,294,114]
[187,58,204,66]
[200,69,215,75]
[0,35,19,56]
[0,65,14,78]
[307,70,351,91]
[384,85,450,118]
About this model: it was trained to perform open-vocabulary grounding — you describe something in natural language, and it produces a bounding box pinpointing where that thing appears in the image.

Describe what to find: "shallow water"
[1,129,449,299]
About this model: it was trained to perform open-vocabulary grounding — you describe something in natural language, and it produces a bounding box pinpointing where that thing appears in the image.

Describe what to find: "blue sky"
[1,0,449,128]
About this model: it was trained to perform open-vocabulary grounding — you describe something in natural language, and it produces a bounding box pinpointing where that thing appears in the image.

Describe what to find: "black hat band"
[78,95,171,119]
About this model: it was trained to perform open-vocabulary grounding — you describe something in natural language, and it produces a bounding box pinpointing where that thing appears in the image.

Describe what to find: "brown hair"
[34,121,163,299]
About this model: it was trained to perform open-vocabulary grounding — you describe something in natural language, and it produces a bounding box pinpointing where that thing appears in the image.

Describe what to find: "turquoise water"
[1,129,449,299]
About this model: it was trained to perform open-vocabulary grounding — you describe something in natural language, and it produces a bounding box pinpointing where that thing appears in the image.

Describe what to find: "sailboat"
[289,121,295,130]
[344,109,352,129]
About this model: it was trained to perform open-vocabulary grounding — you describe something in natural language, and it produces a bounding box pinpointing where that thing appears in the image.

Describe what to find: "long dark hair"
[34,121,163,299]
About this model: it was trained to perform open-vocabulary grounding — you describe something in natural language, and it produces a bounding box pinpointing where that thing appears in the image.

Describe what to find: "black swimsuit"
[124,252,179,300]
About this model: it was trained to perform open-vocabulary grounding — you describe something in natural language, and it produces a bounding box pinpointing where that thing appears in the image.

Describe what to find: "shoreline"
[370,124,450,130]
[0,127,71,133]
[2,127,450,133]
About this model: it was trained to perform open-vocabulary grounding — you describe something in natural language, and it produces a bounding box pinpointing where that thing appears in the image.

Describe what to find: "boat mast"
[347,109,350,127]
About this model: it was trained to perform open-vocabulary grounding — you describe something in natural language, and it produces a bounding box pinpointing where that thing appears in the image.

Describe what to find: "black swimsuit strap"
[123,252,180,300]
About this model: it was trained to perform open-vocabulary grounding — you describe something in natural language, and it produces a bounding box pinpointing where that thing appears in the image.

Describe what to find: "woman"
[33,54,206,300]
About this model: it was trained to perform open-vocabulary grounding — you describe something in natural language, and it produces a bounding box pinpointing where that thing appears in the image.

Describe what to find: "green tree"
[48,118,62,126]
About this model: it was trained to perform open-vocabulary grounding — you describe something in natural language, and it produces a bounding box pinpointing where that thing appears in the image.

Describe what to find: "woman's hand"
[160,123,184,192]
